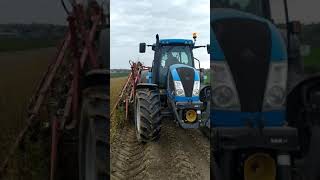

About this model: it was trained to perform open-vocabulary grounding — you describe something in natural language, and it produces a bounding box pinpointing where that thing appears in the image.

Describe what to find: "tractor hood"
[167,64,200,102]
[211,8,287,62]
[211,9,288,127]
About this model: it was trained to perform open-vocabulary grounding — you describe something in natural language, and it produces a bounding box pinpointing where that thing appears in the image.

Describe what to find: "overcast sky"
[110,0,210,69]
[0,0,319,69]
[0,0,66,25]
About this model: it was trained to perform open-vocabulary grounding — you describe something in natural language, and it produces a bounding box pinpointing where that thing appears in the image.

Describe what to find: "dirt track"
[111,119,210,180]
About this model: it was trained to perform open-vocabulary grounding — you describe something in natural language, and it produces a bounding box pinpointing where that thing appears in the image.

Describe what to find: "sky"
[110,0,210,69]
[0,0,319,68]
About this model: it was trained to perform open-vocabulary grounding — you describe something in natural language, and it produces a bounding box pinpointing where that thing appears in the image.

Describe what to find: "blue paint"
[269,24,288,61]
[211,110,286,127]
[160,39,193,45]
[147,71,152,83]
[210,8,287,62]
[210,8,288,128]
[171,67,181,81]
[175,96,200,102]
[167,64,200,102]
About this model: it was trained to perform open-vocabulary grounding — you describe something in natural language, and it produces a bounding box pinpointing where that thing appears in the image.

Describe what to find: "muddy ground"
[111,119,210,180]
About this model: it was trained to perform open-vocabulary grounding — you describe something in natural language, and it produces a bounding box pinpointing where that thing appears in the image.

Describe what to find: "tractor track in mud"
[111,119,210,180]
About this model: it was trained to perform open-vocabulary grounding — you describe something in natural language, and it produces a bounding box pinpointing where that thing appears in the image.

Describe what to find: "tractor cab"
[156,39,195,88]
[139,34,206,88]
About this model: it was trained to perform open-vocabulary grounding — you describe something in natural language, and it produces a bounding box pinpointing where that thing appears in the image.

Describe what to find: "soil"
[111,119,210,180]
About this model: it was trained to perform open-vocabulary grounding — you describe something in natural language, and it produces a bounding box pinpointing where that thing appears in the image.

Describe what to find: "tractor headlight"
[212,62,240,109]
[174,81,185,96]
[192,81,200,96]
[212,85,235,108]
[263,62,287,110]
[266,86,285,107]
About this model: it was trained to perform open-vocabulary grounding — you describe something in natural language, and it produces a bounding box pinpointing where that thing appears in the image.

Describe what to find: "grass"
[0,38,58,52]
[304,47,320,73]
[0,48,54,180]
[110,77,128,142]
[110,72,129,78]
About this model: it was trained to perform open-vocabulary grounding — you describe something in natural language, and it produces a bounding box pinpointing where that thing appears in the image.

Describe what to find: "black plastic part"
[212,127,299,152]
[176,67,195,97]
[139,43,146,53]
[136,83,158,90]
[277,165,292,180]
[212,18,271,112]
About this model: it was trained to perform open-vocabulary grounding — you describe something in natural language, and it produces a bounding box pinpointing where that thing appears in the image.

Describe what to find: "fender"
[200,85,211,102]
[287,73,320,126]
[136,83,158,90]
[82,69,109,89]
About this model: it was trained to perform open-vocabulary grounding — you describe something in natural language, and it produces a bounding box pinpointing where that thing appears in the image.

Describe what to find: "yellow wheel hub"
[185,110,197,123]
[244,153,276,180]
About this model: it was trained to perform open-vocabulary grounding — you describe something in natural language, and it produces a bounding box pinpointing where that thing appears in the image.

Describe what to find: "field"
[110,72,210,180]
[0,38,59,52]
[0,48,55,179]
[110,76,127,142]
[110,72,129,78]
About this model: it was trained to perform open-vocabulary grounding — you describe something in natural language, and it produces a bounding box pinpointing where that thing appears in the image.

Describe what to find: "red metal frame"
[111,61,150,120]
[0,1,106,179]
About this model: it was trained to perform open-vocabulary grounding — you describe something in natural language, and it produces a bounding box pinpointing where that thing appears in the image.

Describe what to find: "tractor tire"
[97,29,109,69]
[134,88,161,143]
[79,86,108,180]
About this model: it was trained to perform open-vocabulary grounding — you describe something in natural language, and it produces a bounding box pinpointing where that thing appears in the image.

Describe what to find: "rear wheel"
[97,29,109,69]
[79,86,108,180]
[134,88,161,142]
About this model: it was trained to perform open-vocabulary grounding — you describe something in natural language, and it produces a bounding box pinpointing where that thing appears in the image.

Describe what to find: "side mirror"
[288,21,302,34]
[152,45,155,51]
[207,44,210,54]
[139,43,146,53]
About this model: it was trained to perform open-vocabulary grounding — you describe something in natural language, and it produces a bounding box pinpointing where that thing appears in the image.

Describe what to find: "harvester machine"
[0,0,109,180]
[211,0,320,180]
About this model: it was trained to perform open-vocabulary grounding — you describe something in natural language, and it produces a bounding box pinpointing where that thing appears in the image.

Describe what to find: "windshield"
[160,46,193,68]
[212,0,264,17]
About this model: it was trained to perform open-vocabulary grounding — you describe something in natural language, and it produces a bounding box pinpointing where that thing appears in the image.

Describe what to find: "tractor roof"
[159,39,193,45]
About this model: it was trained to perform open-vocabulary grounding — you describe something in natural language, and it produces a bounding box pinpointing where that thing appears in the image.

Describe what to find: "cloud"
[110,0,210,69]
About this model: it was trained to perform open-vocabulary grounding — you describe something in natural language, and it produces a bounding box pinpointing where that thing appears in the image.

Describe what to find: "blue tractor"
[211,0,320,180]
[133,34,210,142]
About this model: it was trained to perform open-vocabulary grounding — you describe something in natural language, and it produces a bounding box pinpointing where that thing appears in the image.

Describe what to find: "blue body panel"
[147,72,152,83]
[168,64,200,102]
[211,110,285,127]
[159,39,193,45]
[211,9,288,127]
[211,9,288,62]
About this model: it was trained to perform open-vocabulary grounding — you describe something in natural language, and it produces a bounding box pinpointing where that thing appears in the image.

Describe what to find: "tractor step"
[161,110,173,117]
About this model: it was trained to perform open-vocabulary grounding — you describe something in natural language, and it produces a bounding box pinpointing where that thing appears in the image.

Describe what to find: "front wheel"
[134,88,162,143]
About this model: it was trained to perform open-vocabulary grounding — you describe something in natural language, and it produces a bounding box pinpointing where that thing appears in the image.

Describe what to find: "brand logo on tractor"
[270,137,288,144]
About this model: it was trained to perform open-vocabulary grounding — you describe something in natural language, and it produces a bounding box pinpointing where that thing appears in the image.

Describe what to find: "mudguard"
[287,73,320,180]
[136,83,158,90]
[200,85,211,102]
[287,73,320,125]
[82,69,109,89]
